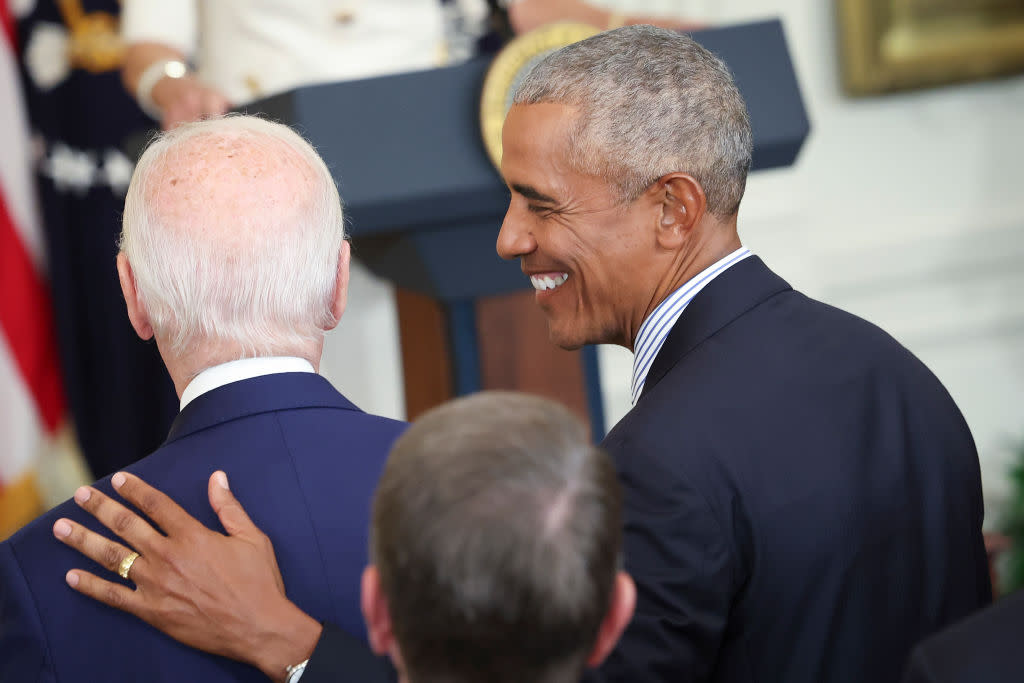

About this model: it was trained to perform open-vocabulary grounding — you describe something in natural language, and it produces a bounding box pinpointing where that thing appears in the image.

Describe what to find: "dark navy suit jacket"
[590,257,991,683]
[901,589,1024,683]
[0,372,406,682]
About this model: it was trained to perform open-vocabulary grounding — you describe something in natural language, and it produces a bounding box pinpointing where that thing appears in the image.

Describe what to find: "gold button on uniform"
[244,74,262,97]
[333,9,356,25]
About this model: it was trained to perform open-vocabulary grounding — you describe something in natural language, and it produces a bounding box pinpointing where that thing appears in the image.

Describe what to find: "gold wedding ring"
[118,551,140,579]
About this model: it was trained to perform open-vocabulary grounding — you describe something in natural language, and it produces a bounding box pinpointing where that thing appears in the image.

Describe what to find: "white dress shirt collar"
[179,356,315,411]
[630,247,753,404]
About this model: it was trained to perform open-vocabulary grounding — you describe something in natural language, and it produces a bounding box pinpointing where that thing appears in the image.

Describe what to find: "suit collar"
[640,256,791,399]
[166,372,361,444]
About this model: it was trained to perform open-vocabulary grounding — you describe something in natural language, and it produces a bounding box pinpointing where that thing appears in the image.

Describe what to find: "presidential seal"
[480,22,599,171]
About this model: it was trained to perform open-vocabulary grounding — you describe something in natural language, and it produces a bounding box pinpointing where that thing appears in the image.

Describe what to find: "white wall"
[319,261,405,421]
[595,0,1024,526]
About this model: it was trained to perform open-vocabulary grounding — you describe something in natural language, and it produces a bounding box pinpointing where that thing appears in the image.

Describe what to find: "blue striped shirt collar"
[630,247,752,404]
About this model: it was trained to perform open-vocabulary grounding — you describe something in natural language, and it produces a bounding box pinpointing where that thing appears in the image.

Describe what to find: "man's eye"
[528,205,555,216]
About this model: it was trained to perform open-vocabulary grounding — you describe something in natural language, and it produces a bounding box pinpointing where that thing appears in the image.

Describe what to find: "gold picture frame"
[837,0,1024,95]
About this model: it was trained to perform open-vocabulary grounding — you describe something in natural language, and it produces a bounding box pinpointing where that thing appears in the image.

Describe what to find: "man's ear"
[326,240,351,330]
[116,252,154,341]
[361,566,397,657]
[586,572,637,668]
[652,173,705,250]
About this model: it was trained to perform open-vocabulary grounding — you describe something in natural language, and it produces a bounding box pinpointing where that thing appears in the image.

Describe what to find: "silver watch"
[284,658,309,683]
[135,58,188,120]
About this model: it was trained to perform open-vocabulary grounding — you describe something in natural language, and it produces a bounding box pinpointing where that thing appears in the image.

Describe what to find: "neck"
[628,216,741,351]
[156,338,323,398]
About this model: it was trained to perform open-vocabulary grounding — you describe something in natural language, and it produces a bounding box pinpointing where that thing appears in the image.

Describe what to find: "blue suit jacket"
[0,372,406,682]
[591,257,991,683]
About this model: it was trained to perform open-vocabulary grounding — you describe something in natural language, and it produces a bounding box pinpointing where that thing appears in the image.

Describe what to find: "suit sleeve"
[586,433,742,683]
[300,622,395,683]
[0,541,54,683]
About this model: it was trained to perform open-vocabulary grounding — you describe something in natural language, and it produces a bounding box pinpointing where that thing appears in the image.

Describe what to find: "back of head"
[371,392,623,683]
[120,115,346,356]
[513,24,753,216]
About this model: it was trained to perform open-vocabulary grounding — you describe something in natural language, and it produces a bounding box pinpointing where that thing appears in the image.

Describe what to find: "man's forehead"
[500,103,580,185]
[502,102,579,146]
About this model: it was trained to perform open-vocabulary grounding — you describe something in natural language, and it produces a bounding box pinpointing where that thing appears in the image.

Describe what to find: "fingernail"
[213,470,229,490]
[53,519,72,538]
[112,472,126,489]
[66,570,79,587]
[74,487,91,504]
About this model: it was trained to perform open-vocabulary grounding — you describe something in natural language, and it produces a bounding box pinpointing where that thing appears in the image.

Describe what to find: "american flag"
[0,0,65,538]
[10,0,179,506]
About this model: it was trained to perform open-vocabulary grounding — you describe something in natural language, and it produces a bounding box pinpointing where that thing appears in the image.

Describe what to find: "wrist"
[251,601,322,683]
[135,58,189,119]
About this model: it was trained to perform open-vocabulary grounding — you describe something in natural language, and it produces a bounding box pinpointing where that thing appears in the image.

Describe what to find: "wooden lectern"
[242,20,810,439]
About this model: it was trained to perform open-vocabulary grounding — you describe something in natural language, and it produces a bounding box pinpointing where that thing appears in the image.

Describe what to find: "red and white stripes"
[0,0,66,535]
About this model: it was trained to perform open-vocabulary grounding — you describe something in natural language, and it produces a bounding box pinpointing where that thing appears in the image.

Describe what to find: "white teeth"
[530,273,569,291]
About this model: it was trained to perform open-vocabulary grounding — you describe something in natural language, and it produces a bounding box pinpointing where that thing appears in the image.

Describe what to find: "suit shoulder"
[703,287,952,397]
[275,404,407,443]
[3,497,81,556]
[773,289,911,351]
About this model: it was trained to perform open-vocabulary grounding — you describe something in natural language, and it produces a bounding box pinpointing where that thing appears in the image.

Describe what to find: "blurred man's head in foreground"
[363,391,635,683]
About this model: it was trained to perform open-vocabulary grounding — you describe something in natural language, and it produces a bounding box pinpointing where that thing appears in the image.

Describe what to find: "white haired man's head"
[117,115,347,368]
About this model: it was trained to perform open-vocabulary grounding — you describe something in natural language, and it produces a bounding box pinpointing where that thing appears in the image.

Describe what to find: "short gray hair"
[371,391,623,683]
[514,25,752,216]
[120,115,346,355]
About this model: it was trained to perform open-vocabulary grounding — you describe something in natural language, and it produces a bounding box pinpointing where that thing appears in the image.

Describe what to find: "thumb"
[208,471,258,538]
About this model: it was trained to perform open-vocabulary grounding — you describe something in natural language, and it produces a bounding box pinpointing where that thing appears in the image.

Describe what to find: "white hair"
[513,25,753,216]
[120,115,346,356]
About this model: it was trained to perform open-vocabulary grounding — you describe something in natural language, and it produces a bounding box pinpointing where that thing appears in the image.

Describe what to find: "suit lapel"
[641,257,791,398]
[165,372,362,444]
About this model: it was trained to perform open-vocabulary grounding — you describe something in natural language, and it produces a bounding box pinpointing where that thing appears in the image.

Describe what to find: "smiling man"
[492,25,990,683]
[48,25,990,683]
[498,99,747,356]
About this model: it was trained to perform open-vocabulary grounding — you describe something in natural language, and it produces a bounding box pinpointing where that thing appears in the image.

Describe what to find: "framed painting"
[837,0,1024,95]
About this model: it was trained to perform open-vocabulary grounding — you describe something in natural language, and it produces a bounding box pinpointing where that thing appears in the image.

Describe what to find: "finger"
[72,484,164,552]
[111,471,195,537]
[207,471,260,539]
[65,569,145,617]
[53,518,148,581]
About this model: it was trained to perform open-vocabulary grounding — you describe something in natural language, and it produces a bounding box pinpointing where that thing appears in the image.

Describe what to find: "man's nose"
[496,214,536,261]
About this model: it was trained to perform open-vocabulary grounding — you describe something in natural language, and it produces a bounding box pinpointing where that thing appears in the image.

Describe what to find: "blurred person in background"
[119,0,697,131]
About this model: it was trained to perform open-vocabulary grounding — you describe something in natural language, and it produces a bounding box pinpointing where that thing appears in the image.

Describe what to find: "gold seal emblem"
[480,22,599,171]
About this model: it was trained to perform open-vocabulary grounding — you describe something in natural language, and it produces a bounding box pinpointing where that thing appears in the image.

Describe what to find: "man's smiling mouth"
[530,273,569,291]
